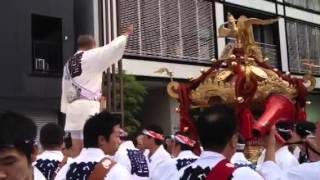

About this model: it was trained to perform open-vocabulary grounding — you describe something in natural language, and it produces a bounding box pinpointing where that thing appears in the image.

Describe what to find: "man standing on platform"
[60,25,133,157]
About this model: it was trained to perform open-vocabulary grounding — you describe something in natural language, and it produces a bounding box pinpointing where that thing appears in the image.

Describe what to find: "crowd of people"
[1,26,320,180]
[0,105,319,180]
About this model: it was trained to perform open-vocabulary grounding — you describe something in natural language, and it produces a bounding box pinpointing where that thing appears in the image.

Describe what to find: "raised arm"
[83,25,134,74]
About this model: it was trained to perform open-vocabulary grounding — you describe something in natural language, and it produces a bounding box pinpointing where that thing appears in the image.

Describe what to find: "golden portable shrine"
[160,13,317,161]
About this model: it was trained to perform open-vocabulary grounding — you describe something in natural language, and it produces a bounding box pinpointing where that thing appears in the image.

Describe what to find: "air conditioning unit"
[35,58,49,71]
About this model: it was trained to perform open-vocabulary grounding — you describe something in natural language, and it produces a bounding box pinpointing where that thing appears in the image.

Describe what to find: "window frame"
[283,0,320,15]
[30,14,63,77]
[285,17,320,77]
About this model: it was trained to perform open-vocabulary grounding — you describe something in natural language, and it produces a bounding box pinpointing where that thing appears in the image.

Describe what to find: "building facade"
[88,0,320,133]
[1,0,319,135]
[0,0,74,134]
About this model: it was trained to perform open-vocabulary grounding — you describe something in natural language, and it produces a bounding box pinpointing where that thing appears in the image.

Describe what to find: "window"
[224,5,280,69]
[285,0,320,12]
[306,93,320,123]
[286,20,320,75]
[118,0,215,63]
[32,14,62,75]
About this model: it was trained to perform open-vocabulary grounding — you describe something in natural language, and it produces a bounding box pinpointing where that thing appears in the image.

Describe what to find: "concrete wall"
[74,0,95,39]
[169,98,180,133]
[0,1,74,123]
[139,87,172,135]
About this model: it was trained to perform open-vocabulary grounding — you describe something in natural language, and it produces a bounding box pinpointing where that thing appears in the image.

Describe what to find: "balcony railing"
[226,38,279,69]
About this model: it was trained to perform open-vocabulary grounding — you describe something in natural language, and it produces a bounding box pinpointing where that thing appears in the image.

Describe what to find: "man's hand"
[124,25,134,36]
[263,126,276,162]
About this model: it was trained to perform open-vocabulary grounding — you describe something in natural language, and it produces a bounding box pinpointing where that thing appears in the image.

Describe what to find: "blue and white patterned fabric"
[114,141,149,180]
[34,151,65,180]
[66,162,97,179]
[155,150,198,180]
[35,159,60,179]
[175,151,199,170]
[54,148,131,180]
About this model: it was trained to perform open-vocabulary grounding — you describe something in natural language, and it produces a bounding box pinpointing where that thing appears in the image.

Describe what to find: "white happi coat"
[173,150,199,171]
[54,148,130,180]
[257,145,299,171]
[147,145,171,180]
[160,150,199,180]
[33,166,46,180]
[34,150,71,179]
[260,160,320,180]
[61,35,127,131]
[113,141,150,180]
[230,152,255,169]
[173,151,264,180]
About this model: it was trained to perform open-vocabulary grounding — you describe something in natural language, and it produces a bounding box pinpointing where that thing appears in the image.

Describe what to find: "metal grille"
[285,0,320,12]
[259,42,278,68]
[198,0,215,60]
[286,20,320,75]
[161,0,181,58]
[118,0,215,63]
[226,38,279,68]
[117,0,140,53]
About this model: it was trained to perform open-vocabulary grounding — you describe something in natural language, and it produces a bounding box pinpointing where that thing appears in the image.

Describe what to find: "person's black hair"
[196,105,238,152]
[40,123,64,150]
[0,111,37,163]
[276,121,294,141]
[83,111,121,148]
[145,124,164,146]
[295,121,316,139]
[132,132,142,147]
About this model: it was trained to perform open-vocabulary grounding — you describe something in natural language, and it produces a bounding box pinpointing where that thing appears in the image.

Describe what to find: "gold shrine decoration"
[166,13,316,108]
[218,13,278,62]
[154,68,174,82]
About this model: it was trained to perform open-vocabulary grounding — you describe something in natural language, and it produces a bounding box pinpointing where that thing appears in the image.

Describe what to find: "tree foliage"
[123,74,147,134]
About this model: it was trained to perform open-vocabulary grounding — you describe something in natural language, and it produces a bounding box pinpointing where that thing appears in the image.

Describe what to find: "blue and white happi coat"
[113,141,149,180]
[54,148,130,180]
[34,150,67,180]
